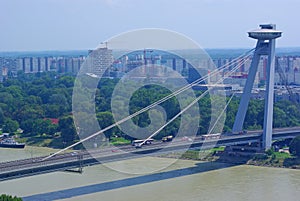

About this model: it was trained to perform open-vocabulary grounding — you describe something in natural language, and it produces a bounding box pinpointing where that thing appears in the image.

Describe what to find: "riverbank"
[247,153,300,169]
[1,156,299,201]
[0,146,60,162]
[0,146,299,201]
[160,149,300,170]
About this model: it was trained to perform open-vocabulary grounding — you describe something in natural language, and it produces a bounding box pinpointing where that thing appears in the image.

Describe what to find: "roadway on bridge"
[0,127,299,181]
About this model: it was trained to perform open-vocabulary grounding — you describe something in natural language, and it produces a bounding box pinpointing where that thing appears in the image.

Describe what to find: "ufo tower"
[232,24,282,150]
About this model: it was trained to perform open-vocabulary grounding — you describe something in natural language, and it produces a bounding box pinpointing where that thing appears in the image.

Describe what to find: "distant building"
[32,57,39,73]
[3,49,300,88]
[39,57,47,72]
[86,48,114,76]
[11,55,85,75]
[23,58,31,73]
[0,58,3,82]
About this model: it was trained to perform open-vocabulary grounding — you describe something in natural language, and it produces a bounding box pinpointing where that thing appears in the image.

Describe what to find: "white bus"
[201,133,221,140]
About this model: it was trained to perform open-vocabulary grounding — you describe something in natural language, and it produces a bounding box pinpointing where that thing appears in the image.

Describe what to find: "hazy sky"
[1,0,299,51]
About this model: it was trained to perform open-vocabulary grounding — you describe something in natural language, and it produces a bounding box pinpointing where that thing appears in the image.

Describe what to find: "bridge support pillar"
[232,24,282,150]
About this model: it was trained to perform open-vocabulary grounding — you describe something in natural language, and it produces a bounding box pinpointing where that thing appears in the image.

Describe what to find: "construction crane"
[101,41,108,48]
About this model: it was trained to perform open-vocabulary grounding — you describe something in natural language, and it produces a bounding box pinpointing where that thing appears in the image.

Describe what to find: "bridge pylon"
[232,24,282,150]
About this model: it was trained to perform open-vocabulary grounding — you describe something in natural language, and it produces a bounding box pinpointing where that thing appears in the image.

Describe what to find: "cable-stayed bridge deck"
[0,127,299,182]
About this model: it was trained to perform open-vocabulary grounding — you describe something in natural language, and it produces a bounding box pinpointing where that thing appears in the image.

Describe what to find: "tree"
[0,194,22,201]
[57,76,75,88]
[20,118,57,136]
[0,107,4,126]
[16,105,44,123]
[48,93,69,115]
[96,111,115,140]
[20,119,36,135]
[273,107,288,128]
[2,119,19,133]
[59,116,78,146]
[49,94,68,106]
[289,136,300,157]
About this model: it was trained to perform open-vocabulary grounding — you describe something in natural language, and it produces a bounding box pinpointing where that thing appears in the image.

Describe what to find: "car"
[181,136,193,142]
[162,135,173,142]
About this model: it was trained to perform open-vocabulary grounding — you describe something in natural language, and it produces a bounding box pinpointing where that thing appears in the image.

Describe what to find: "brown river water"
[0,146,299,201]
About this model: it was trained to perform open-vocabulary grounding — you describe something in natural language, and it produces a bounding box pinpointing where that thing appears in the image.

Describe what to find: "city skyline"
[1,0,300,51]
[2,48,300,86]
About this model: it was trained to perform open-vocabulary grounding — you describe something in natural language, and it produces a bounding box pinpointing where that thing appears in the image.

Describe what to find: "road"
[0,127,299,181]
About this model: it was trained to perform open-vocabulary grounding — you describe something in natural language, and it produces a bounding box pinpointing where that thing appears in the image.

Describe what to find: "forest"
[0,71,300,149]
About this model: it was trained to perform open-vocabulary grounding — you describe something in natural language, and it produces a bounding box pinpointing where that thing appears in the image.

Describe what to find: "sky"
[1,0,300,51]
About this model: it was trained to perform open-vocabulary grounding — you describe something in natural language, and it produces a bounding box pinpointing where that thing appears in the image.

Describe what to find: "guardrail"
[0,128,299,181]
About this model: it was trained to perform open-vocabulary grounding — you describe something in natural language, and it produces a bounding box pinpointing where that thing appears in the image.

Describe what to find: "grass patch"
[249,150,297,168]
[273,152,291,159]
[181,150,201,160]
[210,146,225,152]
[110,137,131,146]
[22,135,54,147]
[180,150,216,161]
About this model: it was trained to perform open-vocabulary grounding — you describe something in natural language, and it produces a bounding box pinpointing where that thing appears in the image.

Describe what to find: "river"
[0,146,299,201]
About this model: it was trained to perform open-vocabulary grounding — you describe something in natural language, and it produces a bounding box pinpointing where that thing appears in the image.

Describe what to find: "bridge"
[1,24,297,182]
[0,127,299,181]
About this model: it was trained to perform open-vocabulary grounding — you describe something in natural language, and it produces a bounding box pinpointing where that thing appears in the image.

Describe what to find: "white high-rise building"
[39,57,47,72]
[32,57,39,73]
[86,48,113,76]
[24,58,31,73]
[17,58,23,71]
